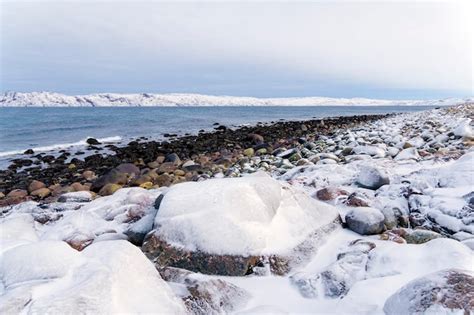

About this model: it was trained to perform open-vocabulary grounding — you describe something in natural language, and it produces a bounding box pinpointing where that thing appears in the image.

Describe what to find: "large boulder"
[345,207,385,235]
[384,269,474,315]
[143,173,340,276]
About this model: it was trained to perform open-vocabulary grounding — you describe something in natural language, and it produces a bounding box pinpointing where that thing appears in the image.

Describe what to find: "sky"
[0,0,472,99]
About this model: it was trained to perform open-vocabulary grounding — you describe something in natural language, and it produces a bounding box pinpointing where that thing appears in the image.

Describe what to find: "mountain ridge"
[0,91,471,107]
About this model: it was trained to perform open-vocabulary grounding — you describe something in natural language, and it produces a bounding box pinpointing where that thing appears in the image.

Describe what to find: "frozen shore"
[1,104,473,314]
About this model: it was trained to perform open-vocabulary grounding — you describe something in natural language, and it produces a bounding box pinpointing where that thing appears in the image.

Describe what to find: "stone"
[86,137,101,145]
[345,192,370,207]
[355,167,390,190]
[30,188,51,199]
[315,187,349,201]
[115,163,140,176]
[28,180,46,193]
[91,169,128,192]
[345,207,385,235]
[158,162,177,174]
[291,239,376,298]
[82,170,95,181]
[386,228,444,244]
[142,234,260,276]
[384,269,474,315]
[23,149,34,155]
[247,133,264,144]
[6,189,28,199]
[139,182,153,189]
[98,183,122,196]
[70,182,87,192]
[243,148,254,157]
[156,174,173,187]
[165,153,181,165]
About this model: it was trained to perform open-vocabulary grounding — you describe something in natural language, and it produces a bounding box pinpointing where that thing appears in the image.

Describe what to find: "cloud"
[1,0,472,96]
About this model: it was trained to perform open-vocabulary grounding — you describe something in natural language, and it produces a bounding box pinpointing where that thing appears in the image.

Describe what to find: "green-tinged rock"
[243,148,254,156]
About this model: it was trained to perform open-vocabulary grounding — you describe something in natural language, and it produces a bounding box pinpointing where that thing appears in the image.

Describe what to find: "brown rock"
[156,156,166,164]
[30,188,51,199]
[98,183,122,196]
[71,182,88,192]
[156,174,173,187]
[28,180,46,193]
[142,233,261,276]
[316,187,349,201]
[7,189,28,199]
[158,162,176,174]
[82,170,95,181]
[345,193,370,207]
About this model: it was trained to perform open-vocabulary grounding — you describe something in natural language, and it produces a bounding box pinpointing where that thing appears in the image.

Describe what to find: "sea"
[0,106,438,168]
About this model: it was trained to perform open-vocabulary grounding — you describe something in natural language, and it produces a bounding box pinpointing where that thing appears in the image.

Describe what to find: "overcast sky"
[0,0,472,98]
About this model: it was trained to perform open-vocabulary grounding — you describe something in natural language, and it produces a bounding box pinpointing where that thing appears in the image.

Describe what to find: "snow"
[0,91,471,107]
[453,118,473,137]
[154,172,339,256]
[0,240,186,314]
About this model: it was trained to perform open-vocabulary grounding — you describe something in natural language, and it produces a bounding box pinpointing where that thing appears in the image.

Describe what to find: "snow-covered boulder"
[1,241,79,287]
[0,241,186,314]
[384,269,474,315]
[345,207,385,235]
[394,147,420,161]
[143,173,340,276]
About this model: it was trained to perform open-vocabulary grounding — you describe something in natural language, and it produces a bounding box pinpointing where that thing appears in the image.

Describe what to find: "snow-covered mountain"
[0,91,471,107]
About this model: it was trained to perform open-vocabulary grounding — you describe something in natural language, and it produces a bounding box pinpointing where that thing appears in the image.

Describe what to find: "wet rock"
[356,167,390,190]
[384,269,474,315]
[345,207,385,235]
[23,149,34,155]
[382,228,444,244]
[86,137,101,145]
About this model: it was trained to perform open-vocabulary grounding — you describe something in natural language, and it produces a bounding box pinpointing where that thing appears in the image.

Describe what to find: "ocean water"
[0,106,437,164]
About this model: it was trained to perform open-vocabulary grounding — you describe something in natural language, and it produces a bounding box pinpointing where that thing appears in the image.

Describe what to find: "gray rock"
[356,167,390,190]
[345,207,385,235]
[384,269,474,315]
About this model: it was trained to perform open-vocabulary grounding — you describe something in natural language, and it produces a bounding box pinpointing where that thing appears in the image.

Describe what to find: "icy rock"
[381,228,444,244]
[355,167,390,190]
[160,267,250,315]
[345,207,385,235]
[453,118,473,138]
[57,191,93,203]
[384,269,474,315]
[394,147,420,161]
[143,173,340,275]
[290,240,376,298]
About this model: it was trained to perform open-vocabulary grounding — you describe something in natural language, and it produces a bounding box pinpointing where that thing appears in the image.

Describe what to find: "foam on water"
[0,136,122,157]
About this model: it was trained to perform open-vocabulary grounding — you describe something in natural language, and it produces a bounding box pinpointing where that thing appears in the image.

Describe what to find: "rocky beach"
[1,103,473,314]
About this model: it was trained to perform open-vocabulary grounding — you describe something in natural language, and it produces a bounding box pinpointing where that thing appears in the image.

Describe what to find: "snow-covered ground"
[1,91,471,107]
[1,105,473,314]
